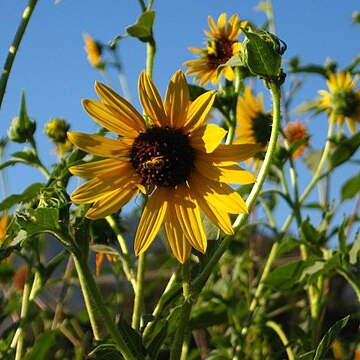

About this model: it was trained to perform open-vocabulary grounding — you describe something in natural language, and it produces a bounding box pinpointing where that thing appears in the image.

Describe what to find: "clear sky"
[0,1,359,214]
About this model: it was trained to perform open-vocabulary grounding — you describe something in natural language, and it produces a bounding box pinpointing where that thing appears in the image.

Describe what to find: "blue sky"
[0,1,359,226]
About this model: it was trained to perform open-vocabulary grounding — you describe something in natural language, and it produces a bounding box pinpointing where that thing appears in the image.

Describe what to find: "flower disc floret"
[130,127,195,187]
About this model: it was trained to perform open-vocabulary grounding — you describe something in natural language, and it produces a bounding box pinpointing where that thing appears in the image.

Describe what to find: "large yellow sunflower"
[184,13,246,86]
[318,71,360,133]
[234,87,272,167]
[68,71,258,263]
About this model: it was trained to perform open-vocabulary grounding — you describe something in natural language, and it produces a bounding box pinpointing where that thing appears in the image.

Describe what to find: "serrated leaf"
[23,331,57,360]
[0,183,44,212]
[341,172,360,201]
[312,316,349,360]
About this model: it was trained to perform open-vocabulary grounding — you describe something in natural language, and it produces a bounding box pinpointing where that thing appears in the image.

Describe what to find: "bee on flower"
[184,13,247,86]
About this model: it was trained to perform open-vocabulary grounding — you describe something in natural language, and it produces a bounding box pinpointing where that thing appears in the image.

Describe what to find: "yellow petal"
[198,143,262,165]
[67,132,129,157]
[164,207,192,263]
[94,82,147,131]
[192,189,234,235]
[134,188,168,256]
[183,91,216,131]
[173,186,207,254]
[190,124,226,153]
[138,71,167,127]
[86,187,138,219]
[82,99,139,138]
[190,171,248,214]
[69,158,131,179]
[164,70,189,129]
[195,159,256,185]
[71,170,138,203]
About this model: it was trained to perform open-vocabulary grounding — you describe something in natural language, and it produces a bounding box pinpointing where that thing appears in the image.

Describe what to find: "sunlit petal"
[190,124,227,153]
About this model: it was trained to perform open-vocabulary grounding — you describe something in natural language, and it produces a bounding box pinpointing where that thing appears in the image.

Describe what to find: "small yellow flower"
[184,13,246,86]
[283,120,309,159]
[68,70,259,263]
[318,71,360,133]
[83,33,103,68]
[234,87,272,168]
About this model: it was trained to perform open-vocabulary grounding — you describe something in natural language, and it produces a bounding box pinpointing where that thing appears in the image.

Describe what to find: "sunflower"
[68,70,258,263]
[83,33,103,68]
[234,87,272,167]
[318,71,360,133]
[184,13,246,86]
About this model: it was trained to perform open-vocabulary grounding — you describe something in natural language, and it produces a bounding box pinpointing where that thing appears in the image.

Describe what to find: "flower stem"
[266,320,295,360]
[170,261,192,360]
[73,255,136,359]
[106,215,136,289]
[132,253,146,331]
[0,0,38,111]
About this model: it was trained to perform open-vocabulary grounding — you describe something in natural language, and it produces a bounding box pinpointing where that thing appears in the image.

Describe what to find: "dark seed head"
[130,127,196,188]
[251,112,273,147]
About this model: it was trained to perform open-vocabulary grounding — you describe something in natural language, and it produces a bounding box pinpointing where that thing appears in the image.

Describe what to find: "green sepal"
[126,10,155,43]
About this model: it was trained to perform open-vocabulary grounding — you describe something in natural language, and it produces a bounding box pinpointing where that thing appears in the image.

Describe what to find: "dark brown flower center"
[251,112,273,147]
[207,38,235,69]
[130,127,196,188]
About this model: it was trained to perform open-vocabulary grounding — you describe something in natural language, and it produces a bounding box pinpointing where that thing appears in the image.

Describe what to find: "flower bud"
[8,92,36,143]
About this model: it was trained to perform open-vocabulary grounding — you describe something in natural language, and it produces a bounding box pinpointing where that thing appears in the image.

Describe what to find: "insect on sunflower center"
[130,127,196,188]
[207,38,235,69]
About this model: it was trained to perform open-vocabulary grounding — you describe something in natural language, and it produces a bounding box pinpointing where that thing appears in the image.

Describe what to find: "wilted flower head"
[283,120,309,159]
[83,33,103,68]
[68,70,259,263]
[318,71,360,133]
[184,13,246,86]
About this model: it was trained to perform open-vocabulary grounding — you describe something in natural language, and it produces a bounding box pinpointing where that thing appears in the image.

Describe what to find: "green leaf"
[304,149,323,174]
[341,172,360,201]
[16,207,60,237]
[189,303,227,329]
[264,259,317,290]
[300,218,322,244]
[146,320,168,359]
[126,11,155,42]
[330,132,360,169]
[299,351,315,360]
[23,331,57,360]
[0,183,44,212]
[88,343,121,359]
[276,237,301,257]
[117,315,146,359]
[312,316,349,360]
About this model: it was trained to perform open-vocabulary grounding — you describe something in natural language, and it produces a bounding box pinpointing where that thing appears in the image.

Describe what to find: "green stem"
[12,281,31,360]
[131,253,146,331]
[337,269,360,304]
[73,255,135,359]
[192,82,282,295]
[170,261,192,360]
[106,215,136,289]
[146,39,156,78]
[73,256,102,341]
[266,320,295,360]
[0,0,38,111]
